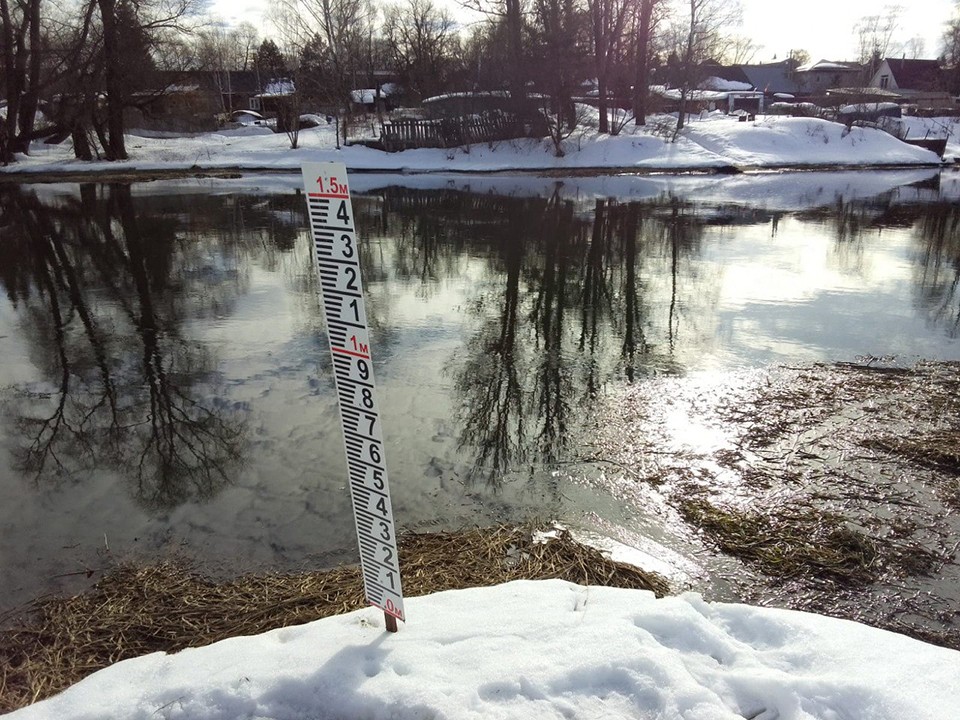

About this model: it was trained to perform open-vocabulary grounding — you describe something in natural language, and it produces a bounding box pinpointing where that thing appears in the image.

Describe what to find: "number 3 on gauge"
[379,520,391,541]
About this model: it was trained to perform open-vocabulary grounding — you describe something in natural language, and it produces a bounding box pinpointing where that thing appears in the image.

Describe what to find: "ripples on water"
[0,170,958,641]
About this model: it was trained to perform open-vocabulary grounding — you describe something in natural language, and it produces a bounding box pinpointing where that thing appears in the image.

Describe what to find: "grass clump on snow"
[0,524,667,712]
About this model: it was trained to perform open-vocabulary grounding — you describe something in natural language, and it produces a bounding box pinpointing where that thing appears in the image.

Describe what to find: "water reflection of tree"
[383,190,471,291]
[453,195,532,477]
[0,185,247,510]
[372,187,715,485]
[914,201,960,337]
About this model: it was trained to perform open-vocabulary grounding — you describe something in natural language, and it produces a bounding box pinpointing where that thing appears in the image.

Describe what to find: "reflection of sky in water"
[703,219,952,368]
[1,173,958,609]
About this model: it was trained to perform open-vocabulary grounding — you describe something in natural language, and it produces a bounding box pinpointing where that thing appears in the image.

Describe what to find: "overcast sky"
[206,0,956,64]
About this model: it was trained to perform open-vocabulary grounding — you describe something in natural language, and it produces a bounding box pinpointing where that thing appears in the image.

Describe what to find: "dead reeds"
[0,524,667,713]
[679,498,879,583]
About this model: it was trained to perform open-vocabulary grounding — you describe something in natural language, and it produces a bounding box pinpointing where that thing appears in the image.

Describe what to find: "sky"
[8,579,960,720]
[205,0,957,64]
[737,0,956,63]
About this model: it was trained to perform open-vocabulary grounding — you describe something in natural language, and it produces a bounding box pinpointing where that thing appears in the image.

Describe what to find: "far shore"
[1,112,956,184]
[0,160,951,185]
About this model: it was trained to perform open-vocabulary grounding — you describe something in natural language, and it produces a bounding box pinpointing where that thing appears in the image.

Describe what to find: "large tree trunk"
[16,0,42,144]
[505,0,525,113]
[98,0,127,160]
[592,0,609,133]
[1,0,23,161]
[632,0,654,126]
[675,0,696,134]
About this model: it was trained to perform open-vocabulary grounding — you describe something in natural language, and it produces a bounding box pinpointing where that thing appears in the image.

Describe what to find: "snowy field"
[2,111,956,177]
[7,580,960,720]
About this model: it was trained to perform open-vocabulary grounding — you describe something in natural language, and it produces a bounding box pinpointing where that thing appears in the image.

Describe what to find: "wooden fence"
[379,113,545,152]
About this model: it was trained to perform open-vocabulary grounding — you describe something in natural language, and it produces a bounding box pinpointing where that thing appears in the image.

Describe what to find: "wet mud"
[588,360,960,649]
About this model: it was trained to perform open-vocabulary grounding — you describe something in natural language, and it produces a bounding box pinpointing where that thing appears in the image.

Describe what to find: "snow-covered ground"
[8,580,960,720]
[2,111,955,177]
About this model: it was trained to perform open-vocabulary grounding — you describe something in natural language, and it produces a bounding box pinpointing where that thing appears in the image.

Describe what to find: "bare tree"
[587,0,631,133]
[788,48,810,67]
[459,0,529,106]
[673,0,741,134]
[192,23,262,116]
[0,0,42,163]
[530,0,586,153]
[383,0,457,101]
[899,36,925,59]
[722,34,761,65]
[855,5,900,82]
[234,21,260,70]
[631,0,666,126]
[945,2,960,94]
[304,0,368,108]
[55,0,201,161]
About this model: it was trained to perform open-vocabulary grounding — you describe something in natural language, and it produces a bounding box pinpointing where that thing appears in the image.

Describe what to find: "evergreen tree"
[254,38,288,86]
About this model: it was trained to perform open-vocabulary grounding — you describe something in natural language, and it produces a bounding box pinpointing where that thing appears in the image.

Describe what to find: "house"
[868,58,954,110]
[738,60,803,97]
[793,60,863,96]
[125,70,260,132]
[250,79,296,115]
[349,84,401,114]
[210,70,259,115]
[423,91,525,118]
[654,86,766,115]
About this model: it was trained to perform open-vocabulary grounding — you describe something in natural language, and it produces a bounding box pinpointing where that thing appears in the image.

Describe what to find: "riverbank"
[3,360,959,713]
[0,525,665,713]
[1,112,955,182]
[4,546,960,720]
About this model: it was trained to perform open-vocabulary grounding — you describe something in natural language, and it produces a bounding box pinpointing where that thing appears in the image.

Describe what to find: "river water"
[1,169,958,633]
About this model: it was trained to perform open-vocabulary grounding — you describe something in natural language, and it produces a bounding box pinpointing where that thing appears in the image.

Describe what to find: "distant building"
[737,60,803,97]
[868,58,954,110]
[793,60,862,95]
[250,79,296,115]
[349,84,401,114]
[125,70,260,132]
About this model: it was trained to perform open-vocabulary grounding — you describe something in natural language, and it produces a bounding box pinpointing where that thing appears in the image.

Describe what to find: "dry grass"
[0,524,667,713]
[679,498,880,583]
[866,430,960,475]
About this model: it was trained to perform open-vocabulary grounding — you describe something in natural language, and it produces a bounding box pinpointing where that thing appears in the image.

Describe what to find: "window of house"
[880,75,890,89]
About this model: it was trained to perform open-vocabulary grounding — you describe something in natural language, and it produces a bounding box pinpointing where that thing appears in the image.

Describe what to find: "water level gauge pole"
[301,162,406,632]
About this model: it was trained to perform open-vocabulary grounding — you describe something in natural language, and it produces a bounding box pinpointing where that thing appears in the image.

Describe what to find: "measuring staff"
[301,162,405,632]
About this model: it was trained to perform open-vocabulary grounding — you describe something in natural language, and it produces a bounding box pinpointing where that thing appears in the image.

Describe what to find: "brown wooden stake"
[384,612,398,633]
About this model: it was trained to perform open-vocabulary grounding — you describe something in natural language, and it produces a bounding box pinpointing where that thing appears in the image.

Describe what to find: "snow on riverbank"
[7,580,960,720]
[1,112,950,178]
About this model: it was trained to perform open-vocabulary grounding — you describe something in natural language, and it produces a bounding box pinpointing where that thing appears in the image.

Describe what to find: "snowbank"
[8,580,960,720]
[683,115,940,167]
[0,112,947,179]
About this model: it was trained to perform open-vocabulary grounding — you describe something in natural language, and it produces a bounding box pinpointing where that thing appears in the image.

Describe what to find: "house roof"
[699,61,751,86]
[796,60,861,73]
[702,76,753,91]
[739,62,802,94]
[655,87,763,102]
[152,70,260,95]
[826,87,902,99]
[881,58,943,91]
